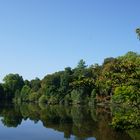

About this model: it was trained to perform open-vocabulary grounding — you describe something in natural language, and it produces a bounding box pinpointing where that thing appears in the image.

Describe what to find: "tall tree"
[77,59,87,69]
[3,74,24,99]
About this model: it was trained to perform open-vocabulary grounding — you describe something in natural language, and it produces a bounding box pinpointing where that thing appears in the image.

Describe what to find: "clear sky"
[0,0,140,81]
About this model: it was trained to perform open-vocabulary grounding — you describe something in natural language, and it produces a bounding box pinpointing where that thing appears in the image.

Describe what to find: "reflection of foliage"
[0,104,22,127]
[111,106,140,130]
[90,108,98,122]
[127,130,140,140]
[38,95,48,104]
[71,106,85,128]
[0,103,134,140]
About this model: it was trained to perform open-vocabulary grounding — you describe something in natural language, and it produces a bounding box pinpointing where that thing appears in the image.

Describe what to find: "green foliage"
[71,88,88,104]
[64,94,72,105]
[98,52,140,96]
[91,89,97,99]
[59,68,72,94]
[20,85,31,102]
[0,52,140,131]
[38,95,48,104]
[127,130,140,140]
[111,106,140,130]
[0,51,139,107]
[103,57,115,66]
[30,78,41,92]
[29,92,40,102]
[41,72,61,98]
[48,96,59,105]
[3,74,24,100]
[76,59,87,69]
[112,86,140,106]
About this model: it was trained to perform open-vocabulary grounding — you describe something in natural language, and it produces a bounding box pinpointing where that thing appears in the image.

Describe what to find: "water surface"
[0,103,135,140]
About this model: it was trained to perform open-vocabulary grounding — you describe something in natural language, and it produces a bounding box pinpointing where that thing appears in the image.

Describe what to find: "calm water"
[0,103,136,140]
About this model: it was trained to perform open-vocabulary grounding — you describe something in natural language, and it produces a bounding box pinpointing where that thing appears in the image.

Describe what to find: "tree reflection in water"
[0,103,135,140]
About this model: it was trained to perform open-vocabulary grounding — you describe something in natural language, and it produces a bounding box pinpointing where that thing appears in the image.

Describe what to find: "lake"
[0,103,137,140]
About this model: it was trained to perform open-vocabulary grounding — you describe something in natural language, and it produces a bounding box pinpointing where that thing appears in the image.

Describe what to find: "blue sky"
[0,0,140,81]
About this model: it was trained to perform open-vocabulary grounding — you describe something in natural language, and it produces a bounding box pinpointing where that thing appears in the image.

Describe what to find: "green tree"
[59,67,72,94]
[24,80,31,87]
[112,85,140,106]
[30,77,41,92]
[74,60,89,80]
[41,72,61,100]
[77,59,87,69]
[3,74,24,100]
[103,57,115,66]
[20,85,31,101]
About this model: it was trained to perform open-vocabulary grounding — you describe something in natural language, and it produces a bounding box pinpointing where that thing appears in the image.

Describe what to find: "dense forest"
[0,51,139,106]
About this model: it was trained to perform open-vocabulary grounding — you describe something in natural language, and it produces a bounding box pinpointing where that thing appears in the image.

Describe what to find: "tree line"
[0,51,140,107]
